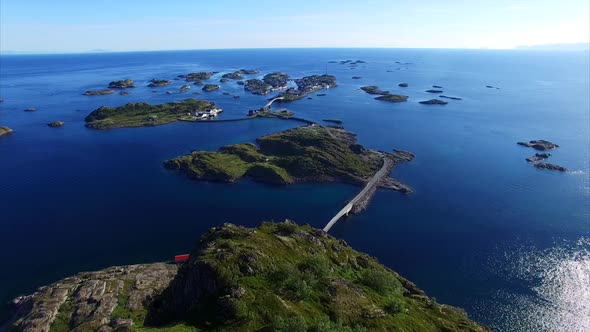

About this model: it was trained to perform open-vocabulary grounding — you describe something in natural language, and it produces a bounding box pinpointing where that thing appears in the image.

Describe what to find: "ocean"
[0,48,588,331]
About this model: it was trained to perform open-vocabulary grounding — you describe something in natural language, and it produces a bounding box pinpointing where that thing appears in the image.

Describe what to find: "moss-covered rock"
[202,84,220,92]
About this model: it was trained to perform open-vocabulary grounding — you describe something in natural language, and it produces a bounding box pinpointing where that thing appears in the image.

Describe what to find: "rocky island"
[147,79,171,87]
[165,125,409,188]
[202,84,220,92]
[398,83,408,87]
[517,140,559,151]
[278,75,338,101]
[534,162,567,172]
[419,99,448,105]
[47,121,65,128]
[84,99,217,129]
[222,71,244,80]
[375,94,409,103]
[83,89,116,96]
[244,79,272,95]
[425,89,443,94]
[4,222,487,332]
[0,126,13,137]
[439,95,462,100]
[181,72,215,82]
[239,69,260,75]
[108,80,135,89]
[361,86,390,95]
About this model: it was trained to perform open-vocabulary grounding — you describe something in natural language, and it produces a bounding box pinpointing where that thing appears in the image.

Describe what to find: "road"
[323,155,392,232]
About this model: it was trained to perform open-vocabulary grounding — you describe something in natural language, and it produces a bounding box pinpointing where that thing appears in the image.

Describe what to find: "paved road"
[323,155,392,232]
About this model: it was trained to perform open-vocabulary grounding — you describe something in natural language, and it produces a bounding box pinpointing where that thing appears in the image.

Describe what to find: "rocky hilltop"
[5,222,488,332]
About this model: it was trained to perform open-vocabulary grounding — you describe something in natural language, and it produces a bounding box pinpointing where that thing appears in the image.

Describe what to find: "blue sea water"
[0,48,588,331]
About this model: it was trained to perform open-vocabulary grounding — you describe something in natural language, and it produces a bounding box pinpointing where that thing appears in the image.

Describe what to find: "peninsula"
[84,99,217,129]
[5,222,488,332]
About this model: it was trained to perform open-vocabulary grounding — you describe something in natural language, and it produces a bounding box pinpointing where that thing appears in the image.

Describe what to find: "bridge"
[262,97,285,111]
[323,155,392,232]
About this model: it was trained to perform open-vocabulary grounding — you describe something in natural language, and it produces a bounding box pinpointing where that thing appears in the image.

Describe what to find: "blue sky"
[1,0,589,53]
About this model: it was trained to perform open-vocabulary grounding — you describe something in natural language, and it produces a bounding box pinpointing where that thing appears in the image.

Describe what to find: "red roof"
[174,254,190,263]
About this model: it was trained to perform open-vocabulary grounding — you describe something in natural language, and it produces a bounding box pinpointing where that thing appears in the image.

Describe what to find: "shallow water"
[0,48,588,330]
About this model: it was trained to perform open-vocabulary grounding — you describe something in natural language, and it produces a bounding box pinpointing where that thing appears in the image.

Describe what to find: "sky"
[1,0,589,53]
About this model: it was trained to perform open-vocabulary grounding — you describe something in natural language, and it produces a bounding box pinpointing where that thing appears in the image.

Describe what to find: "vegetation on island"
[360,86,389,95]
[0,126,13,137]
[279,75,337,101]
[222,71,244,80]
[202,84,220,92]
[84,99,216,129]
[108,80,135,89]
[164,125,382,185]
[7,222,488,332]
[48,121,65,127]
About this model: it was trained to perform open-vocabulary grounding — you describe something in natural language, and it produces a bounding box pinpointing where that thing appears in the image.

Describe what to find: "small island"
[6,222,488,332]
[165,125,389,186]
[439,95,462,100]
[147,79,171,87]
[181,72,214,82]
[221,71,244,80]
[24,107,37,112]
[84,98,217,129]
[179,84,191,92]
[526,153,551,162]
[425,89,443,93]
[83,89,116,96]
[108,79,135,89]
[47,121,64,128]
[239,69,260,75]
[398,83,408,87]
[419,99,448,105]
[517,140,559,151]
[352,76,362,79]
[0,126,13,138]
[375,94,409,103]
[279,75,337,101]
[534,162,567,172]
[202,84,220,92]
[361,85,389,95]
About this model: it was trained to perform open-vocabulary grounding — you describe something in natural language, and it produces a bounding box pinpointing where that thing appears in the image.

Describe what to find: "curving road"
[262,97,285,111]
[323,155,391,232]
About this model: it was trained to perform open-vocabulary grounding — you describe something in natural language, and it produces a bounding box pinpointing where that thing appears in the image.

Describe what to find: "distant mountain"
[516,42,590,51]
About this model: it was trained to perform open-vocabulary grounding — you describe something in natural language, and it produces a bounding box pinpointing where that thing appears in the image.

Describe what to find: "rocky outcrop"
[202,84,220,92]
[375,94,409,103]
[517,140,559,151]
[108,80,135,89]
[147,79,171,87]
[24,108,37,112]
[526,153,551,162]
[84,89,115,96]
[425,89,443,93]
[398,83,408,87]
[182,72,214,82]
[439,95,462,100]
[419,99,448,105]
[0,126,13,137]
[179,85,191,93]
[238,69,259,75]
[361,86,389,95]
[47,121,64,128]
[352,76,362,79]
[221,71,243,80]
[534,162,567,172]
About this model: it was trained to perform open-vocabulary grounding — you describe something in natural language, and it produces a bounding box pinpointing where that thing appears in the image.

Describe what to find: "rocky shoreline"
[0,126,13,138]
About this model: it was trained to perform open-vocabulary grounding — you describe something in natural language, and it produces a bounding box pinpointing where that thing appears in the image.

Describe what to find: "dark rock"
[184,72,214,82]
[202,84,220,92]
[221,71,243,80]
[432,85,443,88]
[219,78,230,83]
[526,153,551,162]
[238,69,260,75]
[24,107,37,112]
[179,84,191,93]
[425,89,443,93]
[352,76,362,79]
[47,121,65,128]
[361,86,389,95]
[534,162,567,172]
[398,83,408,87]
[419,99,448,105]
[317,93,327,97]
[84,89,116,96]
[147,79,171,87]
[119,91,130,96]
[108,80,135,89]
[375,94,409,103]
[236,80,245,86]
[517,140,559,151]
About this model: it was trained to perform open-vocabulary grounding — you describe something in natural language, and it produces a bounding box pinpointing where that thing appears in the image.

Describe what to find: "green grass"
[84,99,215,129]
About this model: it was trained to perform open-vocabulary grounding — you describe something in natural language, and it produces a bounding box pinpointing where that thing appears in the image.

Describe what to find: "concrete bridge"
[323,155,392,232]
[262,97,285,111]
